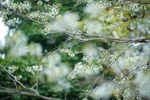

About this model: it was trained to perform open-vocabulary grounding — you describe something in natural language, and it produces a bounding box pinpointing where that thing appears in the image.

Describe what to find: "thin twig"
[0,96,13,100]
[0,89,58,100]
[0,64,59,100]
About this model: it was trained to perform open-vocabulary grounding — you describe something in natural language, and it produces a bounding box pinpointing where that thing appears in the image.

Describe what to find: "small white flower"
[37,1,42,6]
[32,65,43,71]
[17,75,22,80]
[8,66,18,73]
[26,66,35,75]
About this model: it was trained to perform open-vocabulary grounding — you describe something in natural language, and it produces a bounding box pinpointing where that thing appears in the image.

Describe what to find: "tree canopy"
[0,0,150,100]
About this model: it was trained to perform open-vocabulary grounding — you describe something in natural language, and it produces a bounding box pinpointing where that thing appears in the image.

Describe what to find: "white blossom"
[28,43,42,56]
[91,82,116,99]
[52,12,79,32]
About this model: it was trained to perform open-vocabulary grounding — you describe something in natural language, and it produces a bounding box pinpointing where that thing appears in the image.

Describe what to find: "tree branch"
[0,64,60,100]
[67,32,150,43]
[0,89,58,100]
[0,3,149,44]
